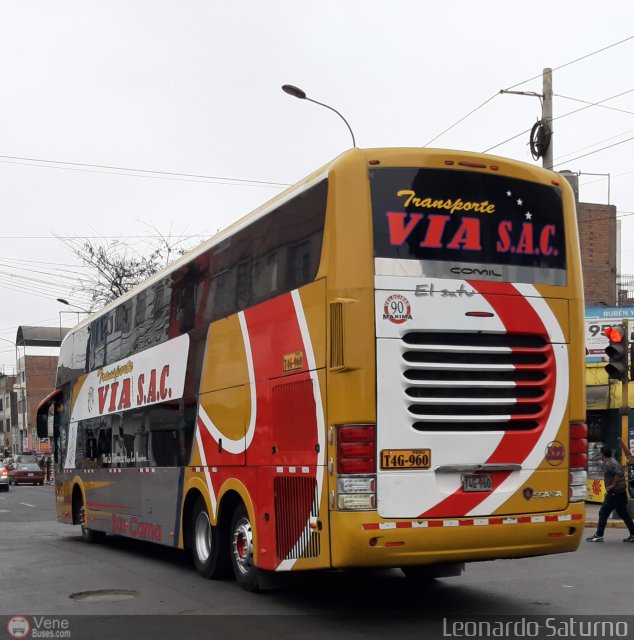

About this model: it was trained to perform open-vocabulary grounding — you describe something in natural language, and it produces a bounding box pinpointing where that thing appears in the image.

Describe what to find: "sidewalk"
[585,501,627,529]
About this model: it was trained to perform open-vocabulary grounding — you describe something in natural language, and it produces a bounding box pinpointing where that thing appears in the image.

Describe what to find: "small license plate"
[462,474,493,492]
[381,449,431,470]
[28,473,34,477]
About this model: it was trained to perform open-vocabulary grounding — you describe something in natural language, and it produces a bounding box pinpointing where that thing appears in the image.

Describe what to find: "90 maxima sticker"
[383,294,412,324]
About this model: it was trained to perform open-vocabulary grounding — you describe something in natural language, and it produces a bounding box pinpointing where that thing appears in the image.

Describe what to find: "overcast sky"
[1,1,633,372]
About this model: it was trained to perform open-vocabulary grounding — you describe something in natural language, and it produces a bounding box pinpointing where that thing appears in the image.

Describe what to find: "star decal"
[506,190,512,197]
[525,212,532,220]
[516,198,523,206]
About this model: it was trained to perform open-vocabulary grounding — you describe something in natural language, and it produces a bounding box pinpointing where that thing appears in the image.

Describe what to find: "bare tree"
[58,223,196,308]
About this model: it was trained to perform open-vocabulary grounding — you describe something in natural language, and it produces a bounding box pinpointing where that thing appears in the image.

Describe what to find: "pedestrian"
[586,445,634,543]
[45,456,52,484]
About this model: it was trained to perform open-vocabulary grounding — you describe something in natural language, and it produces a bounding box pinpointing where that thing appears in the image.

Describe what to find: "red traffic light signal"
[604,326,624,343]
[604,325,628,381]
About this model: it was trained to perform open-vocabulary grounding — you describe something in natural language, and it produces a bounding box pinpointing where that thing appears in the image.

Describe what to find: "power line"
[0,257,91,269]
[483,87,634,153]
[504,35,634,91]
[580,169,634,186]
[0,234,210,240]
[423,93,499,147]
[0,262,87,282]
[0,154,291,188]
[552,136,634,167]
[424,35,634,146]
[555,128,634,163]
[554,93,634,117]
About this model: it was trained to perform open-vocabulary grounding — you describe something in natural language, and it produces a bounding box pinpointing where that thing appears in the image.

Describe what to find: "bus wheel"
[230,503,259,591]
[191,497,230,579]
[79,501,106,544]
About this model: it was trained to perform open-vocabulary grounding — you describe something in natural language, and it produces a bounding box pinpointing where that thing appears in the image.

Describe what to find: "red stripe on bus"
[87,502,131,509]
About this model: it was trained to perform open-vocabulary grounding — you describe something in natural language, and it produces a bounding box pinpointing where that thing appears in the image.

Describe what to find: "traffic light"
[604,325,629,381]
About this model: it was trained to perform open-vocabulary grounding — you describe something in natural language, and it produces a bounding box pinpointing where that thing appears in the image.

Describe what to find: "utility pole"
[542,68,553,170]
[500,67,554,168]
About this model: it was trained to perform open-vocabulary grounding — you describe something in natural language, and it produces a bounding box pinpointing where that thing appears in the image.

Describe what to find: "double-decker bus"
[38,147,587,591]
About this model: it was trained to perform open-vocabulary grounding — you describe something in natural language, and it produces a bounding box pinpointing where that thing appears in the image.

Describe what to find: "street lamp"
[56,298,91,314]
[281,84,356,148]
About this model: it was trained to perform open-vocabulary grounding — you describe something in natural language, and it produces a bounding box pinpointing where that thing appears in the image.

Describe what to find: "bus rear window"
[371,167,567,285]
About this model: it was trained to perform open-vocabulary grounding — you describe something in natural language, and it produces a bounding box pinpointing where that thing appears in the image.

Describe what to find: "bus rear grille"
[274,476,320,560]
[401,332,553,432]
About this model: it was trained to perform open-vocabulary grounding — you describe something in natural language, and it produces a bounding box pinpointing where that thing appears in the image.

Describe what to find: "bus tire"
[191,497,231,579]
[230,503,259,591]
[78,499,106,544]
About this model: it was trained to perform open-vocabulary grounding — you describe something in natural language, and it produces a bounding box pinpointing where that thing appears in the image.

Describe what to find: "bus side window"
[122,410,148,467]
[86,428,97,460]
[147,405,181,467]
[96,417,113,466]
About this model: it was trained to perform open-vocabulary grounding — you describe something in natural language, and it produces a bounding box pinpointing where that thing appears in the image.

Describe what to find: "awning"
[16,326,71,348]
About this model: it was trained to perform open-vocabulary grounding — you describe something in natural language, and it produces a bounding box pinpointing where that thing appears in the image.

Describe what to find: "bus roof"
[61,146,566,343]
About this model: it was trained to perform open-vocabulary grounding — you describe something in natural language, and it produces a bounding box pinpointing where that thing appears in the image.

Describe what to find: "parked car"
[8,455,45,486]
[0,465,9,491]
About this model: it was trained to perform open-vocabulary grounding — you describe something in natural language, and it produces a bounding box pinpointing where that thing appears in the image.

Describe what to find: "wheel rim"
[194,511,212,563]
[232,517,253,575]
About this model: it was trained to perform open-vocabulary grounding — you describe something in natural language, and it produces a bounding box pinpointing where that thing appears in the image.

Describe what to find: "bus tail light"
[336,424,377,511]
[569,422,588,502]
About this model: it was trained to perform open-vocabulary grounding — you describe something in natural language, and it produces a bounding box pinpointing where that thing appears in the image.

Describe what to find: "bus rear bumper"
[329,504,585,569]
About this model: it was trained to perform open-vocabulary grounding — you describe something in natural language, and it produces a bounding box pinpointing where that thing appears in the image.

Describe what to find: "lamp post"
[57,298,90,332]
[56,298,91,313]
[281,84,356,148]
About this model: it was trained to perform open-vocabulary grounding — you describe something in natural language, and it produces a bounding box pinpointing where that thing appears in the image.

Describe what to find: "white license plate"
[28,473,34,477]
[462,474,492,492]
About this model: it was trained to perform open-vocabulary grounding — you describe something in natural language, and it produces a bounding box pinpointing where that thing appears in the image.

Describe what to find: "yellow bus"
[38,147,587,591]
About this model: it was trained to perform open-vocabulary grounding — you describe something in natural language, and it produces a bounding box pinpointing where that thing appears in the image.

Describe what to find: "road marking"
[20,503,35,508]
[0,509,9,513]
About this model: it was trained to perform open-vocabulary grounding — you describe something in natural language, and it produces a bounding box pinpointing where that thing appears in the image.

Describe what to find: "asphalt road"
[1,485,633,639]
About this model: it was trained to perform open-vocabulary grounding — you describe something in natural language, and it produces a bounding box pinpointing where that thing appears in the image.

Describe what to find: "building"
[0,374,17,456]
[12,326,70,454]
[577,201,618,306]
[562,170,619,306]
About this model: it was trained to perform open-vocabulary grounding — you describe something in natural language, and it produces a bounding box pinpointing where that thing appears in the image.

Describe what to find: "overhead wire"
[0,154,291,188]
[554,128,634,163]
[483,88,634,153]
[554,93,634,117]
[552,136,634,167]
[503,35,634,91]
[423,35,634,147]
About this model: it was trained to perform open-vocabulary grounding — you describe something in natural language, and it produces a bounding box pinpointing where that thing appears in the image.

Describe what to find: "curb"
[585,520,627,529]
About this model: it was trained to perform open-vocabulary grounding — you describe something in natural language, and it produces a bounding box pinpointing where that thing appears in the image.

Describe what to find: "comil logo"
[7,616,30,639]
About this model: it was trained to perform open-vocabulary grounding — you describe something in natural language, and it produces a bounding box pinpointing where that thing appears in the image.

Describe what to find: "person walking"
[587,445,634,543]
